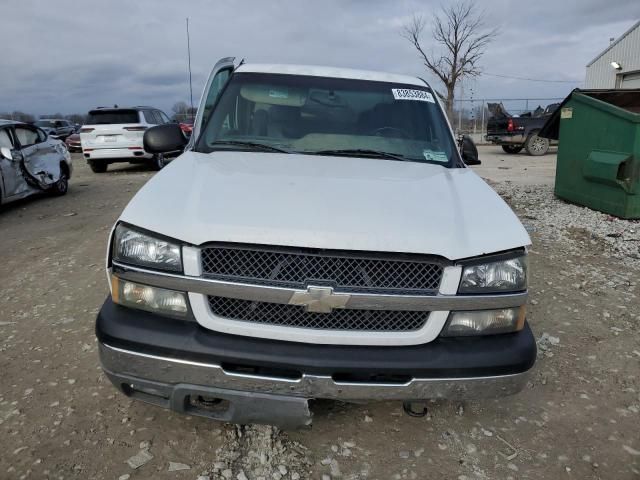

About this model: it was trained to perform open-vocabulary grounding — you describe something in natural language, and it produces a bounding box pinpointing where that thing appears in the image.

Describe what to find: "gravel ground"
[493,178,640,257]
[1,148,639,479]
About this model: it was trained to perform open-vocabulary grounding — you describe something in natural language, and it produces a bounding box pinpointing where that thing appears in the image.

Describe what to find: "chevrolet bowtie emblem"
[288,286,351,313]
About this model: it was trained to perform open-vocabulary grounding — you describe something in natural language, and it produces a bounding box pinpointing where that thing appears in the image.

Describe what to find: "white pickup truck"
[96,58,535,428]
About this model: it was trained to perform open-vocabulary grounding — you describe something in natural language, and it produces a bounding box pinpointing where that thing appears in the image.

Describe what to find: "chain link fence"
[451,97,564,144]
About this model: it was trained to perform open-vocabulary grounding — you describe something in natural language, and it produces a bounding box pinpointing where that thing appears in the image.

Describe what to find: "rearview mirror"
[459,135,481,165]
[144,124,188,154]
[0,147,12,161]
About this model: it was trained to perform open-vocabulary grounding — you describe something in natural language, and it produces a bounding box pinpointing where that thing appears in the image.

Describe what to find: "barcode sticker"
[392,88,435,103]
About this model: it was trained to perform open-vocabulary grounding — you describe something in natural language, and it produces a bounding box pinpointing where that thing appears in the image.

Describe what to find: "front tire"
[89,160,107,173]
[52,170,68,196]
[501,145,524,154]
[525,132,549,156]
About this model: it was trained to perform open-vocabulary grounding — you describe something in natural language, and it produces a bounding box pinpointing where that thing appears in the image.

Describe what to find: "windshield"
[195,73,460,166]
[35,120,55,127]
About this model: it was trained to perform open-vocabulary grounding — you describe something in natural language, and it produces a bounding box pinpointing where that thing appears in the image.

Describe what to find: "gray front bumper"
[100,342,530,428]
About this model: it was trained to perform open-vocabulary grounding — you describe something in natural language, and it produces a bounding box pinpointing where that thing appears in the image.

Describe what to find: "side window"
[159,111,171,124]
[0,128,14,149]
[14,126,40,147]
[37,129,47,143]
[202,68,231,125]
[143,110,156,125]
[153,110,164,125]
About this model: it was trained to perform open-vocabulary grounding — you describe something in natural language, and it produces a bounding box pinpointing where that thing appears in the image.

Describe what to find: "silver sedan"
[0,119,73,205]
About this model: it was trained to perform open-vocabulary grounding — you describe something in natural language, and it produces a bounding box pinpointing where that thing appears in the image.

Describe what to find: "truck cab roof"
[235,63,428,87]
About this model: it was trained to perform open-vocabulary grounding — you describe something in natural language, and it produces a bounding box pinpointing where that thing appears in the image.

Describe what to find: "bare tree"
[40,112,65,120]
[172,101,197,122]
[172,101,190,115]
[64,113,88,125]
[0,111,35,123]
[402,1,497,120]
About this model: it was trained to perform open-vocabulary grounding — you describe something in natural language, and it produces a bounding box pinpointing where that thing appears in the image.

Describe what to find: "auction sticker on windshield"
[423,149,448,162]
[392,89,435,103]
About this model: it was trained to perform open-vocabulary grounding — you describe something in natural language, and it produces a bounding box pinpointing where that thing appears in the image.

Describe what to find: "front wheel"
[152,153,166,171]
[501,145,523,154]
[525,132,549,156]
[51,171,68,196]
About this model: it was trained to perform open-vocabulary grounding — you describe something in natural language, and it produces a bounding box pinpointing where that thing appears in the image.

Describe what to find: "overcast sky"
[2,0,638,117]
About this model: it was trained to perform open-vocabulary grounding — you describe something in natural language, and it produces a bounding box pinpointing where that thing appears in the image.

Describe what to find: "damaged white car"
[0,119,72,205]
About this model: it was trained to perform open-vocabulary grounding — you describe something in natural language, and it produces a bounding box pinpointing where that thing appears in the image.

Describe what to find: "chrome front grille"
[200,245,445,294]
[207,296,429,332]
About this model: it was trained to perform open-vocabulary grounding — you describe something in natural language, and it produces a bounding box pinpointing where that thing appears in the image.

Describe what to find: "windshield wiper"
[208,140,291,153]
[307,148,410,162]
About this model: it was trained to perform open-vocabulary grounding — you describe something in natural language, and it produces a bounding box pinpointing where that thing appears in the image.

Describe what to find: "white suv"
[80,107,172,172]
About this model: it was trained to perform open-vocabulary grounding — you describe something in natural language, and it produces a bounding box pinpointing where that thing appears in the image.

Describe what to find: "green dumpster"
[539,89,640,219]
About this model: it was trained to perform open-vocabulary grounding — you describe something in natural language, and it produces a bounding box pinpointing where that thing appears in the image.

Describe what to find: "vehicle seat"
[357,103,413,137]
[268,106,301,139]
[251,109,269,137]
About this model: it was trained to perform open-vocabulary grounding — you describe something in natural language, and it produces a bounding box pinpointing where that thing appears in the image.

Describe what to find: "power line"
[482,72,582,83]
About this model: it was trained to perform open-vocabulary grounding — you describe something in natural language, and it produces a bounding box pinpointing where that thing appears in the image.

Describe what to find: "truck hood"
[119,151,530,260]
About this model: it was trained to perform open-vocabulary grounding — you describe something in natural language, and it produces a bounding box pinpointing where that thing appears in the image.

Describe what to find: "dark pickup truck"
[486,103,559,156]
[34,119,76,140]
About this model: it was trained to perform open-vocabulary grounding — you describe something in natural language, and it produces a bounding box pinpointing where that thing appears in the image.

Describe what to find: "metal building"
[585,20,640,89]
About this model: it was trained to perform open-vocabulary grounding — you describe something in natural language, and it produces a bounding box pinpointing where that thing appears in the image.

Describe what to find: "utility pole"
[186,17,194,122]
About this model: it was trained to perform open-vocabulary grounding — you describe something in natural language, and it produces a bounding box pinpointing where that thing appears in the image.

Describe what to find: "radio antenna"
[186,17,194,122]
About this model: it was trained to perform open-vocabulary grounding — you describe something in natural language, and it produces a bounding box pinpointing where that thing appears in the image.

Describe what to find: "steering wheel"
[371,126,411,139]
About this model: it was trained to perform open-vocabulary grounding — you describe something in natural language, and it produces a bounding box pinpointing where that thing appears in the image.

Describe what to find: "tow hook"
[197,395,223,406]
[402,401,428,417]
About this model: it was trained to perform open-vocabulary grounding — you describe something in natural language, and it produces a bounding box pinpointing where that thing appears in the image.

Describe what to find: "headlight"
[113,224,182,272]
[459,255,527,293]
[111,276,188,318]
[441,307,525,337]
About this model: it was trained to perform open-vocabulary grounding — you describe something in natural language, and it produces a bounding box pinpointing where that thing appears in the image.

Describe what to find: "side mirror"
[460,135,481,165]
[0,147,12,161]
[144,124,188,154]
